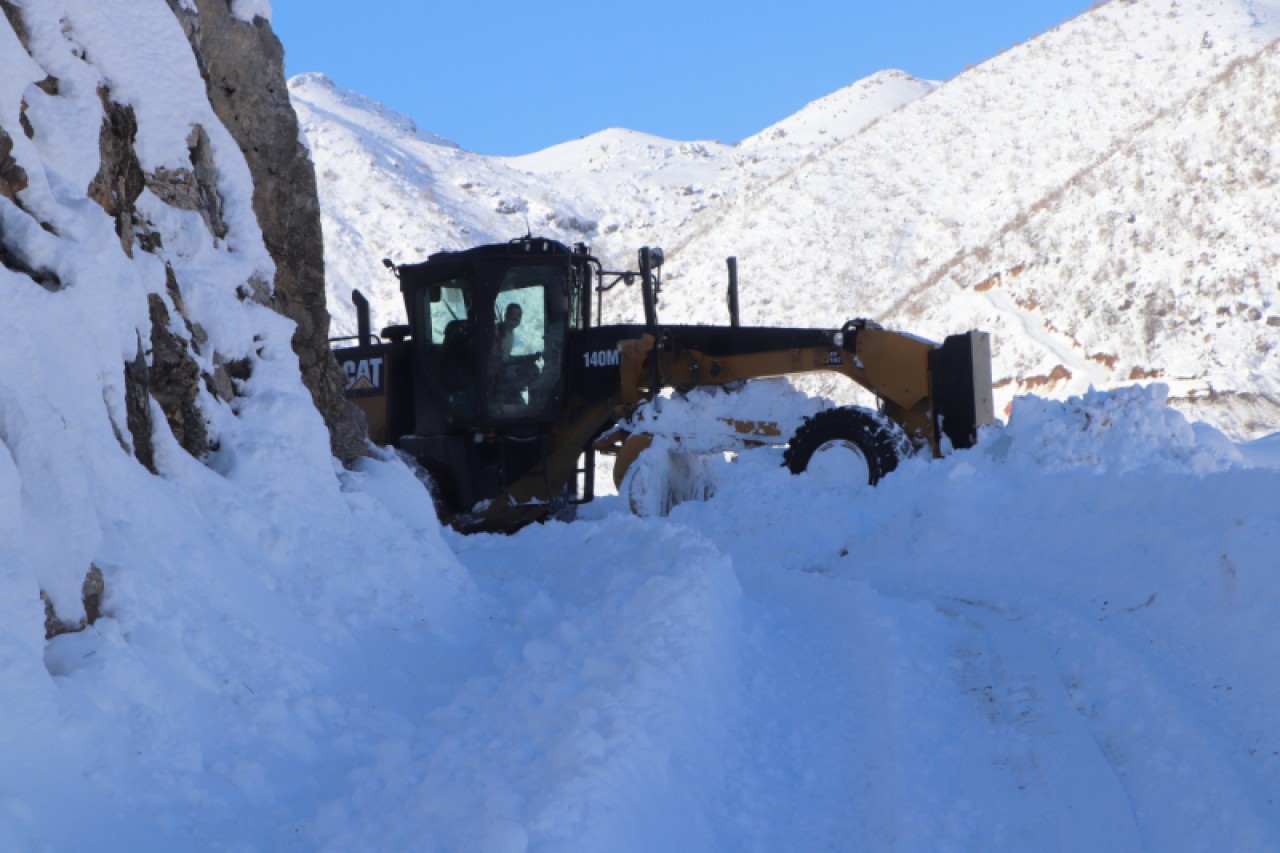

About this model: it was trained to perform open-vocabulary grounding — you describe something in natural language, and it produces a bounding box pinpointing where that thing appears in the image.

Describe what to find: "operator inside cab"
[492,301,536,409]
[496,303,522,360]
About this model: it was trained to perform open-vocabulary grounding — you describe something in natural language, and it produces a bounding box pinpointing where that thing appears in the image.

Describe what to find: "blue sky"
[272,1,1095,156]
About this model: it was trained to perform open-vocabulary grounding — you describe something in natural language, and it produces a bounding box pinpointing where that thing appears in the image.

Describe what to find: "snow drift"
[0,1,466,846]
[0,0,1278,850]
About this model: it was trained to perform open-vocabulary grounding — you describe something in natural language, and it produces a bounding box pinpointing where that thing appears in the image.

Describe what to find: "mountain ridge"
[295,0,1280,437]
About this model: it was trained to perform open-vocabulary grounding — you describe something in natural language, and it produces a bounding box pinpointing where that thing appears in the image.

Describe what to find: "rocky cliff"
[0,4,462,839]
[165,0,365,461]
[0,0,363,474]
[0,0,371,635]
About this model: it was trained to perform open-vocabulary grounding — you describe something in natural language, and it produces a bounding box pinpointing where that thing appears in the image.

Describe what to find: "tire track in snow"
[723,569,1161,850]
[940,601,1146,850]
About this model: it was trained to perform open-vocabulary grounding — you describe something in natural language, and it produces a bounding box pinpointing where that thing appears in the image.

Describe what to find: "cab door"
[404,270,478,433]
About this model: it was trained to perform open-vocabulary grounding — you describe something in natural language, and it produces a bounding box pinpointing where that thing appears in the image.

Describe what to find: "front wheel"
[782,406,912,486]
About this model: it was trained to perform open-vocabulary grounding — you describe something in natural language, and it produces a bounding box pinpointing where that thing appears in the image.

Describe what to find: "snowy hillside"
[4,0,1280,849]
[913,39,1280,436]
[655,0,1280,438]
[297,0,1280,438]
[291,69,933,332]
[0,2,463,847]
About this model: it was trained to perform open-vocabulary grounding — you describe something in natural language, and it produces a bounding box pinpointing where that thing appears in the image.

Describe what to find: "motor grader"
[332,236,994,532]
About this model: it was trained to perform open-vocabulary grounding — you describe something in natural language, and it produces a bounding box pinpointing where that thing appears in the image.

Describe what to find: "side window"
[420,278,476,417]
[494,287,543,358]
[487,266,566,420]
[428,281,469,341]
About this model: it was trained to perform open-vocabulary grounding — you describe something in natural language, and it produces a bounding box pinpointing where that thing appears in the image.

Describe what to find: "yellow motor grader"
[332,237,994,532]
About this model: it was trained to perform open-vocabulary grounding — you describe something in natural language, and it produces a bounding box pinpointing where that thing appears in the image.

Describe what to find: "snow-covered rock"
[0,2,466,845]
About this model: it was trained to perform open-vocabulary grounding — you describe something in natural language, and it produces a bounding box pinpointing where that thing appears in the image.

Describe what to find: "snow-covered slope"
[0,2,467,846]
[290,72,597,336]
[503,70,938,288]
[913,39,1280,436]
[737,70,937,166]
[664,0,1280,435]
[6,0,1280,849]
[298,0,1280,438]
[291,68,933,332]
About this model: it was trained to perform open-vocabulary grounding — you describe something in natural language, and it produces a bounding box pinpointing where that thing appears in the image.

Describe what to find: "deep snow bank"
[0,1,470,846]
[316,517,743,851]
[992,383,1246,474]
[301,385,1280,851]
[639,385,1280,849]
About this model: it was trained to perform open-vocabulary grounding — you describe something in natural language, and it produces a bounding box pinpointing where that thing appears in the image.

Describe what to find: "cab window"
[427,281,469,340]
[486,265,566,420]
[419,278,475,419]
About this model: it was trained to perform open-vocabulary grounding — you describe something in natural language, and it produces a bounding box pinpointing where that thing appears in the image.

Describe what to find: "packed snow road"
[18,388,1279,851]
[719,568,1149,851]
[321,388,1280,851]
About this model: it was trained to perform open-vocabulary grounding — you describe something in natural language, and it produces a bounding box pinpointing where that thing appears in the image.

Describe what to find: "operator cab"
[338,236,653,528]
[396,237,589,434]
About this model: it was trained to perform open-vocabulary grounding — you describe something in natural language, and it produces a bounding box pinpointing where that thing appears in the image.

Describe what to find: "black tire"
[548,484,578,524]
[782,406,912,485]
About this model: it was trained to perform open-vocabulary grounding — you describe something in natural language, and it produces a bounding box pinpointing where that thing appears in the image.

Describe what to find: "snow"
[1243,432,1280,468]
[996,383,1246,474]
[289,67,933,335]
[369,396,1270,849]
[624,379,829,452]
[231,0,272,23]
[2,0,1280,849]
[295,0,1280,439]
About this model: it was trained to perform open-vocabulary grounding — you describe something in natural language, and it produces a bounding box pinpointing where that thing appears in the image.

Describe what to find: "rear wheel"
[783,406,912,486]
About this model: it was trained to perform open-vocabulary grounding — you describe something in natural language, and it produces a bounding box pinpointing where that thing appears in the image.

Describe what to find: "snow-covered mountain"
[5,0,1280,849]
[296,0,1280,438]
[291,68,934,329]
